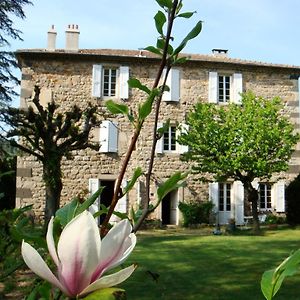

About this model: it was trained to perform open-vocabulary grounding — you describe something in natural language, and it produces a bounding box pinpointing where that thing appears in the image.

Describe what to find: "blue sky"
[8,0,300,66]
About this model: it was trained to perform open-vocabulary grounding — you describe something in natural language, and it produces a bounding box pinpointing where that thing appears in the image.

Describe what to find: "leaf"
[173,21,202,55]
[144,46,162,56]
[82,287,126,300]
[55,198,79,227]
[174,56,188,65]
[128,78,151,95]
[177,11,196,19]
[154,11,166,35]
[106,100,129,115]
[76,186,105,214]
[157,172,187,201]
[261,249,300,300]
[155,0,172,10]
[138,90,159,121]
[124,167,143,194]
[157,38,173,55]
[157,119,170,138]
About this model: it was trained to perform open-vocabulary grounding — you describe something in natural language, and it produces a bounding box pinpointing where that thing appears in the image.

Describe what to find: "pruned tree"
[0,0,32,106]
[178,91,299,232]
[0,86,100,224]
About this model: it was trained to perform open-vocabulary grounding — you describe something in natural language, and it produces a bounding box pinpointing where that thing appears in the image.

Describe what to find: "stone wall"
[16,52,300,220]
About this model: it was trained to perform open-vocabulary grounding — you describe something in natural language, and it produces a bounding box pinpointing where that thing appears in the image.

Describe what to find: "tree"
[0,0,32,106]
[178,91,299,232]
[0,86,99,224]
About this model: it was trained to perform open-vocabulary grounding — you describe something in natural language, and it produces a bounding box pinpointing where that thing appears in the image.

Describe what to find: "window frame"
[218,182,231,212]
[102,67,118,97]
[218,74,231,103]
[258,183,272,210]
[163,125,177,152]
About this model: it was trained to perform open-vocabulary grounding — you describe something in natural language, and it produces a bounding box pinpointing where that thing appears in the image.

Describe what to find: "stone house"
[15,26,300,225]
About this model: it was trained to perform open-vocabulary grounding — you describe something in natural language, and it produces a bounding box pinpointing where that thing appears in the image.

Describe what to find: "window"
[163,126,176,151]
[219,183,231,211]
[103,68,117,97]
[92,65,129,99]
[218,75,230,103]
[259,183,272,210]
[208,72,243,104]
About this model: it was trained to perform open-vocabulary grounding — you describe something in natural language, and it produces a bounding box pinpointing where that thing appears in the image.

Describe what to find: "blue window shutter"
[92,64,102,98]
[209,182,219,212]
[208,72,218,103]
[233,181,244,225]
[119,66,129,99]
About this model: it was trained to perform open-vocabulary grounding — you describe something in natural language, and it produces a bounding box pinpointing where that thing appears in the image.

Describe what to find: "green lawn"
[120,227,300,300]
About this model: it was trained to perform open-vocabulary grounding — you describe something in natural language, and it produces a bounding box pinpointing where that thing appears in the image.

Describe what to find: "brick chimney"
[47,25,57,51]
[65,24,80,51]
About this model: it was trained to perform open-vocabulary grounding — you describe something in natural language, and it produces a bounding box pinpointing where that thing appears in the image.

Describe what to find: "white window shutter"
[162,68,180,102]
[99,120,118,153]
[274,181,285,212]
[208,72,218,103]
[233,181,244,225]
[88,178,100,224]
[209,182,219,212]
[176,123,189,154]
[111,180,127,223]
[92,64,102,98]
[232,73,243,104]
[119,66,129,100]
[251,179,259,191]
[155,122,164,154]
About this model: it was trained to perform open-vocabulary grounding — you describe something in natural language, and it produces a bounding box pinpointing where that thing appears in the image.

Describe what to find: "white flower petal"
[46,216,59,266]
[57,211,101,296]
[101,220,135,268]
[79,265,136,296]
[21,241,68,296]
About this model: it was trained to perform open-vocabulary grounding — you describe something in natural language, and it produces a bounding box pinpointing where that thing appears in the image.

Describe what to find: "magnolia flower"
[21,211,136,298]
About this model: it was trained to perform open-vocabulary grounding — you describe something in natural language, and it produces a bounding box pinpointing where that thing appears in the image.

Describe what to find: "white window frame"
[92,65,129,100]
[258,183,272,211]
[218,75,231,103]
[208,72,243,104]
[218,183,231,212]
[163,125,176,152]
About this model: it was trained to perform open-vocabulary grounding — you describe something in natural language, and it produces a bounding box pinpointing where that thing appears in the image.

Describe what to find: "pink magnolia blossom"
[21,211,136,297]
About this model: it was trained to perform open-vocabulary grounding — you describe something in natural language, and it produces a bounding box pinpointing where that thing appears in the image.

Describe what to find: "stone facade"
[15,48,300,225]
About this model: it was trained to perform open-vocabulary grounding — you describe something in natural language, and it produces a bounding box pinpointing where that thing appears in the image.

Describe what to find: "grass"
[120,227,300,300]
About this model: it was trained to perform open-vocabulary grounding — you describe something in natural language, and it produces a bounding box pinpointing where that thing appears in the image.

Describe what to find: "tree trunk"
[43,159,62,225]
[244,182,260,233]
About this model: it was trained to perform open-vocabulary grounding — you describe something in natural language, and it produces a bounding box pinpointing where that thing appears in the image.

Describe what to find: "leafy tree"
[178,91,299,232]
[0,0,32,106]
[0,86,99,224]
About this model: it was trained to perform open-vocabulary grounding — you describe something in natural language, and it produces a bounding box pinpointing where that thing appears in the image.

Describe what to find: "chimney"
[47,25,57,51]
[212,49,228,57]
[65,24,80,51]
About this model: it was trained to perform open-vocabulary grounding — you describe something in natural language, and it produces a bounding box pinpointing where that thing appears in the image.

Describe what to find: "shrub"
[265,213,286,225]
[178,201,214,227]
[286,174,300,225]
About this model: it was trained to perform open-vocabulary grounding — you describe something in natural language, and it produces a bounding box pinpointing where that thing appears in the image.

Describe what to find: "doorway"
[161,190,178,225]
[100,180,115,223]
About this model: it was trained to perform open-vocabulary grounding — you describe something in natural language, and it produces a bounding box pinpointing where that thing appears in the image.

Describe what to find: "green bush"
[178,201,214,227]
[265,213,286,225]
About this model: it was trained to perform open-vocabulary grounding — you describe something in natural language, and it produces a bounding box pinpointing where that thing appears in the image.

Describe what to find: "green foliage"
[0,206,44,296]
[178,201,214,227]
[265,214,286,225]
[83,288,126,300]
[124,167,143,195]
[286,174,300,225]
[178,91,300,182]
[261,249,300,300]
[55,186,104,227]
